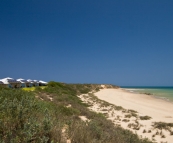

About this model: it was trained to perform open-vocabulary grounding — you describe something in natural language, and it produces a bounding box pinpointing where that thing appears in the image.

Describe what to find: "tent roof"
[17,78,28,83]
[39,80,48,84]
[0,78,20,84]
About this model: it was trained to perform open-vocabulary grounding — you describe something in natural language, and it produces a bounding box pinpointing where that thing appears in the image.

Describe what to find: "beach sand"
[95,88,173,122]
[79,88,173,143]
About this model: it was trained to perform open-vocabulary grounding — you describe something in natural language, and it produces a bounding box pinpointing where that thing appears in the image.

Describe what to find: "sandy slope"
[79,88,173,143]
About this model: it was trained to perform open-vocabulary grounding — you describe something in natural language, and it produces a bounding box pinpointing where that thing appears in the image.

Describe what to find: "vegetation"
[125,113,138,118]
[0,88,56,142]
[125,114,132,118]
[122,119,130,122]
[22,86,46,91]
[143,129,146,133]
[128,109,138,113]
[0,82,152,143]
[139,116,152,120]
[152,122,173,130]
[22,87,36,91]
[127,123,141,130]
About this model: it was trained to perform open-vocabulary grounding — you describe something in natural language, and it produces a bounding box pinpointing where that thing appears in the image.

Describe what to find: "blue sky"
[0,0,173,86]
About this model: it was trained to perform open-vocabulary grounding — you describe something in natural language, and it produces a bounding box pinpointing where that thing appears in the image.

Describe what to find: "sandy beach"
[79,88,173,143]
[95,88,173,123]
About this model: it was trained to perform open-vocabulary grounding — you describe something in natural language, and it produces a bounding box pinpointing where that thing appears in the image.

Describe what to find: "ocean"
[121,86,173,103]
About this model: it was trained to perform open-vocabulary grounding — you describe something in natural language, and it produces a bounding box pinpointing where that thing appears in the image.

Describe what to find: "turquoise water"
[121,86,173,102]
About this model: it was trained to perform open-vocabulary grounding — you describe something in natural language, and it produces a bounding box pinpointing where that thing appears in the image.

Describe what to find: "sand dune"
[79,88,173,143]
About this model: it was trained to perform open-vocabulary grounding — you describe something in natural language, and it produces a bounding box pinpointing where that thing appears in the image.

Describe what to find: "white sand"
[79,88,173,143]
[94,88,173,143]
[95,89,173,123]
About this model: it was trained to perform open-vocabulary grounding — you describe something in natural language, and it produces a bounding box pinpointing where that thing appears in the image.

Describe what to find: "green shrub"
[0,88,61,142]
[58,105,80,116]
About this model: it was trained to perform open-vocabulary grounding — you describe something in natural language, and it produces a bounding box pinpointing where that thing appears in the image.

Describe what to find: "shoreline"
[122,88,173,104]
[79,88,173,143]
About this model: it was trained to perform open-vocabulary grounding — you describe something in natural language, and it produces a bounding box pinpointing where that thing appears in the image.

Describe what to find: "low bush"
[122,119,130,122]
[128,109,138,113]
[0,88,61,142]
[140,116,152,120]
[125,114,132,118]
[152,122,173,130]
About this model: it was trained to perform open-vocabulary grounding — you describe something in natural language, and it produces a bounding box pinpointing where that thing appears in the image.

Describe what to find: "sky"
[0,0,173,86]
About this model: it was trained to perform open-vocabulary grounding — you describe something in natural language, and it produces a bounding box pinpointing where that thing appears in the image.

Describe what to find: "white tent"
[0,77,13,84]
[17,78,28,87]
[0,77,20,88]
[39,80,48,86]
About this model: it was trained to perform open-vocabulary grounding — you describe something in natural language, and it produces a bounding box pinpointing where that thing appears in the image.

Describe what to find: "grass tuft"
[140,116,152,120]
